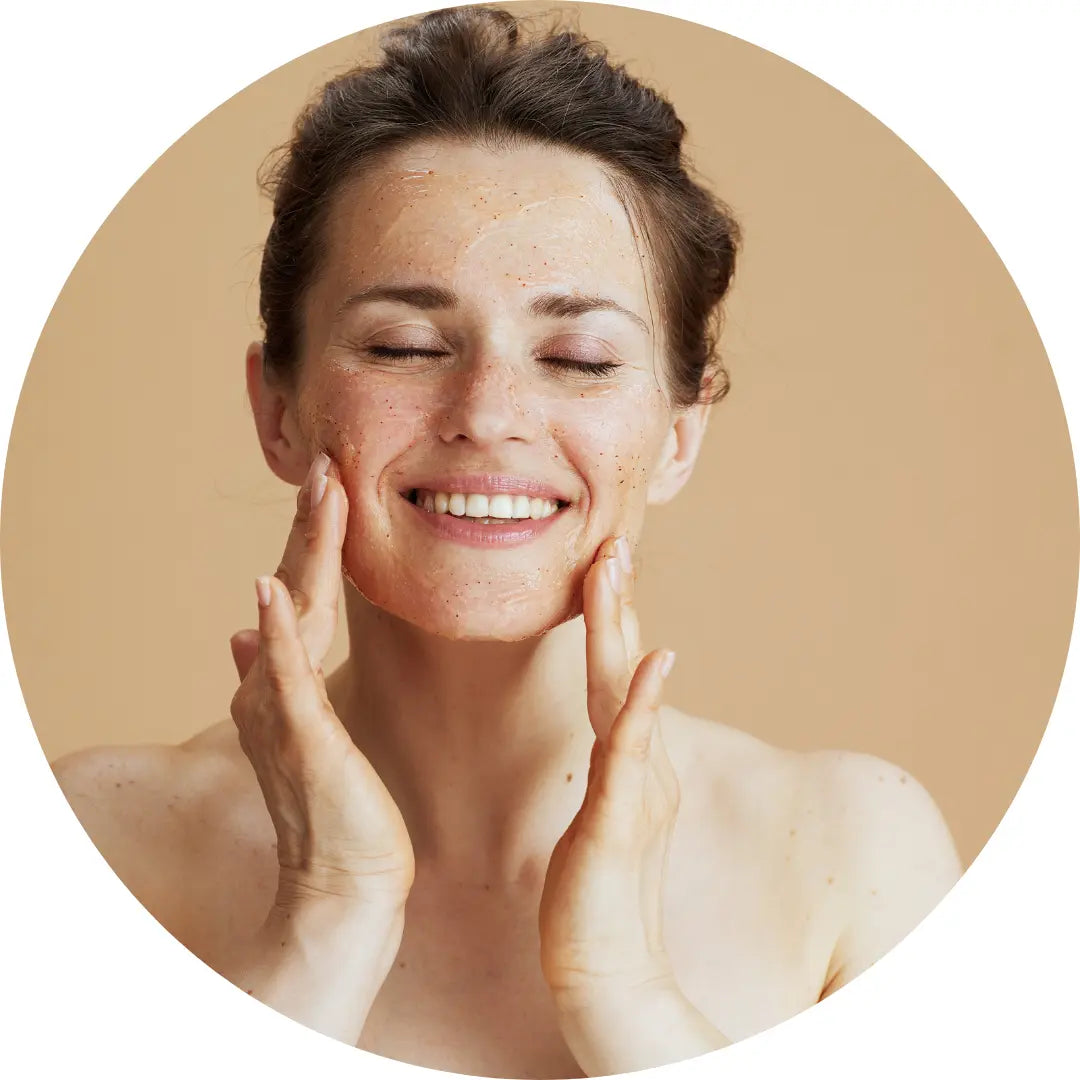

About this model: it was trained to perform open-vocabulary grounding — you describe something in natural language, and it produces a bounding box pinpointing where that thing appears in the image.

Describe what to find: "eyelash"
[365,346,621,378]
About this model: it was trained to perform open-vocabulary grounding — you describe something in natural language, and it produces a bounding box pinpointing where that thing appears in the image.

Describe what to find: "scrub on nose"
[294,140,675,642]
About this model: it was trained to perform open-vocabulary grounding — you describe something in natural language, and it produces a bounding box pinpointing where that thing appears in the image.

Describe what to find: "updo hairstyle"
[258,5,742,408]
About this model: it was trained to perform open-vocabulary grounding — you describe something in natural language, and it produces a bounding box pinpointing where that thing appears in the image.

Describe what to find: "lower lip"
[401,495,566,548]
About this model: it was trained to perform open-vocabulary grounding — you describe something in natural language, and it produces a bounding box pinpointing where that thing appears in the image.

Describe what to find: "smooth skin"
[52,140,961,1079]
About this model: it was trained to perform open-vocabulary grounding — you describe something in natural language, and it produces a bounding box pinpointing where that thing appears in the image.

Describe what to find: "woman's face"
[283,138,700,641]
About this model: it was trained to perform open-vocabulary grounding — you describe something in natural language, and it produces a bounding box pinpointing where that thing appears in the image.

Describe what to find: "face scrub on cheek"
[290,139,675,641]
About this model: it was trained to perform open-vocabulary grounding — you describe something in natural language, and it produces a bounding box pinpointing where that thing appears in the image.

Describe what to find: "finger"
[649,714,681,809]
[254,574,327,720]
[614,534,643,668]
[583,540,630,739]
[229,628,260,682]
[600,648,675,808]
[275,452,347,662]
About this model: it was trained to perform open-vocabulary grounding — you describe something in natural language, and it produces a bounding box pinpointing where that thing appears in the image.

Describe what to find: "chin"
[431,601,581,643]
[343,557,583,642]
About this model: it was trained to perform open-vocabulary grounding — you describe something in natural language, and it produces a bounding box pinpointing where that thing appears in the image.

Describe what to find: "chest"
[361,882,582,1078]
[182,795,839,1077]
[353,847,833,1077]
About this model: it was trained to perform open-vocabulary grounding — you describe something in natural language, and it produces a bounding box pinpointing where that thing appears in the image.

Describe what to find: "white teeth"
[412,489,562,520]
[464,493,489,518]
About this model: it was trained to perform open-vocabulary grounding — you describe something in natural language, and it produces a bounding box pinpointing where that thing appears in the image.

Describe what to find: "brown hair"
[258,5,741,408]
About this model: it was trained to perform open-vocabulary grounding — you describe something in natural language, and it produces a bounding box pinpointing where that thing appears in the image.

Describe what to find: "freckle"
[114,782,121,788]
[827,876,834,885]
[899,775,908,784]
[483,882,491,891]
[566,772,573,782]
[789,828,797,838]
[877,775,884,782]
[398,960,407,967]
[871,889,878,896]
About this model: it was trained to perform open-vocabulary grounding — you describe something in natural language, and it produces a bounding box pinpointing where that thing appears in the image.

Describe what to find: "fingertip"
[660,649,676,681]
[255,575,272,609]
[605,555,621,593]
[322,476,347,541]
[593,536,619,565]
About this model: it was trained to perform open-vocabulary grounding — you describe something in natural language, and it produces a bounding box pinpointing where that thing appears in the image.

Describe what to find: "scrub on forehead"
[292,138,678,642]
[310,141,660,335]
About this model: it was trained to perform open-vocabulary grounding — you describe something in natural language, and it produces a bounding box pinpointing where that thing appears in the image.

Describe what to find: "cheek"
[557,386,668,510]
[299,372,429,494]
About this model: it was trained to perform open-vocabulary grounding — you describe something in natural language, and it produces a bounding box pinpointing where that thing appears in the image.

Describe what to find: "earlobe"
[646,403,711,506]
[245,341,308,485]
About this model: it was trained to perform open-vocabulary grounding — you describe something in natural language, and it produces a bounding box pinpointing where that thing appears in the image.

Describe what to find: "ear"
[245,341,309,486]
[646,400,711,506]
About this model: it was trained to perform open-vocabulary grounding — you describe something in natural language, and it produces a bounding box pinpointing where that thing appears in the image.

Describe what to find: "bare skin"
[51,140,960,1079]
[55,700,957,1077]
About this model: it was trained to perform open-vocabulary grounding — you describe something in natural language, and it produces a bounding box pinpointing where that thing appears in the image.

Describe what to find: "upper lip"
[401,474,573,503]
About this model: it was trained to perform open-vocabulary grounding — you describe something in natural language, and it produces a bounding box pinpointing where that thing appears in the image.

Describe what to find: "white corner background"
[1,1,1077,1077]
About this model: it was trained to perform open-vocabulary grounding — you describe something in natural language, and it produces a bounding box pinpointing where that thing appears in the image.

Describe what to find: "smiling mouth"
[405,488,570,522]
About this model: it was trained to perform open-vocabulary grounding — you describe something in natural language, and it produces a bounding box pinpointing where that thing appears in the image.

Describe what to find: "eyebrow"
[334,283,649,334]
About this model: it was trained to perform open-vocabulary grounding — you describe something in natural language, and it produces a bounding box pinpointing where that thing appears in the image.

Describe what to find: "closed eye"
[367,346,448,360]
[540,357,621,377]
[367,346,620,377]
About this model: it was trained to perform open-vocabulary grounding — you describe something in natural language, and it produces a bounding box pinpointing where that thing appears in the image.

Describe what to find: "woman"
[52,7,961,1077]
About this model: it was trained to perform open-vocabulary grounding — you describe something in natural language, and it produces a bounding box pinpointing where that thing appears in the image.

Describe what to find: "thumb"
[229,628,260,682]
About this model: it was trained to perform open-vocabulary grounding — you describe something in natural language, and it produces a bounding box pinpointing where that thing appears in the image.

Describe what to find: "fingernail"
[660,650,676,679]
[255,576,272,608]
[311,472,328,509]
[615,535,633,574]
[310,451,331,482]
[605,556,621,592]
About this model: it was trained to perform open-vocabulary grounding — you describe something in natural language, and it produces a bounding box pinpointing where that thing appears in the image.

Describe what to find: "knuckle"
[229,681,252,722]
[587,684,623,716]
[287,587,313,613]
[266,666,300,697]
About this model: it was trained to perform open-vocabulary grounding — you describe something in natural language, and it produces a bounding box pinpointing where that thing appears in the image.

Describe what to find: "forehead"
[315,138,654,316]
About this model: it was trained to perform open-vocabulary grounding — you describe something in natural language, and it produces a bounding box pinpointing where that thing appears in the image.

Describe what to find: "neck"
[327,585,594,885]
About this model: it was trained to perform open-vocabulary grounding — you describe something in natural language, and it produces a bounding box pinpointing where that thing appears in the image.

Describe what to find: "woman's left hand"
[539,538,729,1073]
[539,535,679,1001]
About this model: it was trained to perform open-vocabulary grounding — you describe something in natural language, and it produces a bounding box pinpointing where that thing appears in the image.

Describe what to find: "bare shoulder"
[50,720,253,841]
[657,705,820,822]
[660,706,962,989]
[660,705,959,868]
[50,721,272,952]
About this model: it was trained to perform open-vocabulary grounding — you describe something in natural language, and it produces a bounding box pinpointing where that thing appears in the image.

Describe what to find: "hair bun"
[258,4,740,408]
[382,5,518,68]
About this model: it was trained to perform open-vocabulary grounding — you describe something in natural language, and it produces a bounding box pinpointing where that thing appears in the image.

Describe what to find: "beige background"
[2,2,1076,872]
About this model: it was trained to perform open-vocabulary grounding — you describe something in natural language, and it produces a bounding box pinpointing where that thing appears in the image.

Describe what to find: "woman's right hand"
[228,451,415,916]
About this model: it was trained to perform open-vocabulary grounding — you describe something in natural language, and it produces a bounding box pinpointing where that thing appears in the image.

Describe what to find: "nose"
[436,354,540,447]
